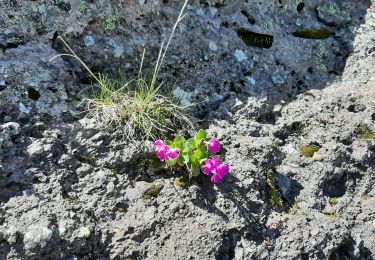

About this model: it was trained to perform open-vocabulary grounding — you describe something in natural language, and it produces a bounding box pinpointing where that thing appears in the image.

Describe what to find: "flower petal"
[154,140,164,147]
[167,148,180,159]
[211,174,222,184]
[202,164,212,175]
[217,163,229,178]
[207,139,221,154]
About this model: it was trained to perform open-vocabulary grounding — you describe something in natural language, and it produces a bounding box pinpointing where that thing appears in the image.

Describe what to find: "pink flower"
[166,148,180,159]
[202,157,230,184]
[217,163,229,178]
[202,157,221,175]
[154,140,180,161]
[156,145,169,161]
[207,139,221,154]
[154,140,164,148]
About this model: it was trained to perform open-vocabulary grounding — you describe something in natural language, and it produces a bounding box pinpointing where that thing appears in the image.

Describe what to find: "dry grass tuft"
[50,0,194,140]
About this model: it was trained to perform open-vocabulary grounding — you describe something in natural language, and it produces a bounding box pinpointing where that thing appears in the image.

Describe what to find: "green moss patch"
[237,29,273,48]
[175,177,188,188]
[329,197,338,205]
[143,183,162,200]
[299,145,320,157]
[293,29,333,39]
[266,170,283,207]
[358,124,375,139]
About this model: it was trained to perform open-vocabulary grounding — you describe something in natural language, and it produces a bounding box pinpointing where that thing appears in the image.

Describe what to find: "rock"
[0,122,20,147]
[234,49,247,62]
[0,0,375,259]
[317,2,352,27]
[208,41,218,51]
[276,175,292,198]
[24,226,53,250]
[271,73,285,86]
[173,87,192,105]
[83,35,95,47]
[196,8,205,17]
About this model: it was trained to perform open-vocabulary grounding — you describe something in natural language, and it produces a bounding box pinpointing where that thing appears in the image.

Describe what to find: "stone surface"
[1,0,375,259]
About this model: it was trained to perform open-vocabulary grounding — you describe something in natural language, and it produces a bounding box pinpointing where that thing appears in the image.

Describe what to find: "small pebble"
[83,35,95,47]
[234,49,248,62]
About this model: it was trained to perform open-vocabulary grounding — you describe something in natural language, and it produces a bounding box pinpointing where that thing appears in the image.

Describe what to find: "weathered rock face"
[1,0,375,259]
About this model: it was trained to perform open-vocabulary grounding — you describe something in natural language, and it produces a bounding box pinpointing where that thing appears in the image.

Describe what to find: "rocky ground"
[1,0,375,259]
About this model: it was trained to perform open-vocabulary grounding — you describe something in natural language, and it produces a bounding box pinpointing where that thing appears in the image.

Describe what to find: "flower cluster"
[154,130,230,184]
[154,140,180,161]
[202,157,229,184]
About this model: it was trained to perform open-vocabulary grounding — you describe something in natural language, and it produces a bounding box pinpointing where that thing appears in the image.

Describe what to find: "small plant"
[79,227,91,238]
[79,3,88,13]
[358,124,375,139]
[324,213,338,219]
[143,183,163,200]
[105,16,117,31]
[290,121,304,136]
[329,197,338,205]
[289,201,303,214]
[265,169,283,207]
[299,145,320,157]
[175,176,188,188]
[50,0,192,140]
[293,28,333,39]
[154,129,230,184]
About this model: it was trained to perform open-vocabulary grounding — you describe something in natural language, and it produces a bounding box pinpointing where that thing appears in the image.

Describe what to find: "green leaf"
[183,154,190,164]
[165,140,173,146]
[195,129,207,142]
[177,157,185,166]
[166,159,177,166]
[191,163,201,177]
[174,136,185,143]
[186,139,196,149]
[193,150,204,161]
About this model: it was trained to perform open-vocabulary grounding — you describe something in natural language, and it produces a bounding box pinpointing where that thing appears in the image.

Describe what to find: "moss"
[293,29,333,39]
[329,197,338,205]
[79,227,91,238]
[358,124,375,139]
[295,18,303,26]
[299,145,320,157]
[325,213,337,219]
[78,154,96,164]
[7,37,24,45]
[175,177,188,188]
[79,3,88,13]
[64,198,79,205]
[266,169,283,207]
[289,201,303,214]
[303,92,316,98]
[291,122,304,136]
[143,183,162,200]
[237,29,273,49]
[105,16,117,31]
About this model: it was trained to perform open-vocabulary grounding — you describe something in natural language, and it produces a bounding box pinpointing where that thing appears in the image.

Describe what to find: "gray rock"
[234,49,247,62]
[24,226,53,250]
[317,2,352,27]
[83,35,95,47]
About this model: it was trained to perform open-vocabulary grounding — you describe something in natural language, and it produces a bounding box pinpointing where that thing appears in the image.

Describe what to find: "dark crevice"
[297,3,305,12]
[215,229,241,260]
[28,87,41,101]
[293,28,333,39]
[237,29,273,49]
[240,10,256,25]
